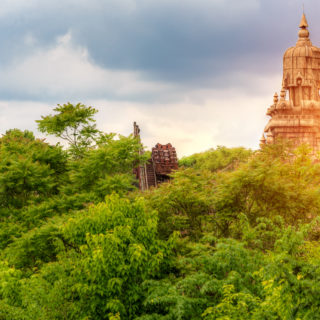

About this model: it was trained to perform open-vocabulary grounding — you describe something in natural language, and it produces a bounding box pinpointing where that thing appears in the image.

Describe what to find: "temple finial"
[296,11,311,46]
[299,12,308,29]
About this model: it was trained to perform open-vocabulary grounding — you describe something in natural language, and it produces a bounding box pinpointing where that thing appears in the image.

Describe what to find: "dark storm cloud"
[1,0,320,100]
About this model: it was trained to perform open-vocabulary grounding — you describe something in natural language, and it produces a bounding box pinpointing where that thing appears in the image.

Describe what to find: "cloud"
[0,31,173,101]
[0,73,277,157]
[0,96,268,157]
[0,0,37,17]
[0,1,318,92]
[0,23,284,156]
[0,20,284,103]
[90,87,274,156]
[0,0,312,87]
[0,0,318,156]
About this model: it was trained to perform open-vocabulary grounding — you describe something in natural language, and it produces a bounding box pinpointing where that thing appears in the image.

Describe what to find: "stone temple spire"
[281,12,320,107]
[296,12,312,46]
[299,12,308,28]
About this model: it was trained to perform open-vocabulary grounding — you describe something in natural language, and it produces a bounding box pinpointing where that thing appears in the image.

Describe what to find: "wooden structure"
[262,13,320,153]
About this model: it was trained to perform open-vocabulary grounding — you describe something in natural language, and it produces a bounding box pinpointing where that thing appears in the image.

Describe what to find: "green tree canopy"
[37,102,100,157]
[0,129,67,209]
[66,134,148,200]
[179,146,253,172]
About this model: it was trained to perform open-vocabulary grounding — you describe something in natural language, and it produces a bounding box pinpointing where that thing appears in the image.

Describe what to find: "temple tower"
[133,122,178,190]
[262,13,320,152]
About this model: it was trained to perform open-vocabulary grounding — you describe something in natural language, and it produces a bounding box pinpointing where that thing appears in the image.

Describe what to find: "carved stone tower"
[133,122,178,190]
[262,13,320,152]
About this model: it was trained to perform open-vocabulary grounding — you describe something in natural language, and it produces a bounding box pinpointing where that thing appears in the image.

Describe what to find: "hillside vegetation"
[1,104,320,319]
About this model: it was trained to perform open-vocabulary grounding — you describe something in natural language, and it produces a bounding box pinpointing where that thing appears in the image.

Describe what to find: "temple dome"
[283,45,320,58]
[283,13,320,60]
[282,13,320,103]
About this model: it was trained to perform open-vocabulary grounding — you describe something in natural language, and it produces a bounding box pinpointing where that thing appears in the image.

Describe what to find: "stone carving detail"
[261,13,320,153]
[152,143,178,183]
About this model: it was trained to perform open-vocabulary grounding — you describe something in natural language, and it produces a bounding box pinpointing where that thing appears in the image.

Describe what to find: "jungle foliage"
[1,104,320,319]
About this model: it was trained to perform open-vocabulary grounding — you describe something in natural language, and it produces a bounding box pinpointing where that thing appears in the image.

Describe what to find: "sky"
[0,0,319,156]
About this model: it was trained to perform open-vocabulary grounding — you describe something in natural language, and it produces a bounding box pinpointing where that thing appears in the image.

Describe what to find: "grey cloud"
[0,0,320,102]
[3,0,320,155]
